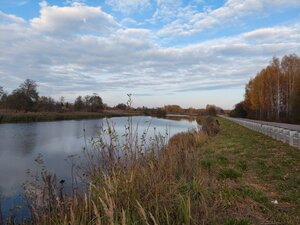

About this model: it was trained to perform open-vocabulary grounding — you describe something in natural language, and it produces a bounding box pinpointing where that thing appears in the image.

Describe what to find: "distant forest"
[0,80,222,116]
[0,79,105,113]
[231,54,300,123]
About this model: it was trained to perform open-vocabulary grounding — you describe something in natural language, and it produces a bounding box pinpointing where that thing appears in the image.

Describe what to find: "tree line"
[230,54,300,123]
[0,79,104,113]
[0,79,224,116]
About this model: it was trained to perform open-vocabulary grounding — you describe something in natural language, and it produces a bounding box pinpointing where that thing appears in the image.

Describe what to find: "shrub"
[197,116,220,136]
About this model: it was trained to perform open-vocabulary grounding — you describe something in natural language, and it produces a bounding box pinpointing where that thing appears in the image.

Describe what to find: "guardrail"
[219,116,300,149]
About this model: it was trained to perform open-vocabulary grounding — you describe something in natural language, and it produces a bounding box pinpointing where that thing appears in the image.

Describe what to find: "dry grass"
[4,117,299,225]
[18,118,210,225]
[0,110,141,124]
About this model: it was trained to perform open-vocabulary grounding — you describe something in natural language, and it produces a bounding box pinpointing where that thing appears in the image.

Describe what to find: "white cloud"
[16,1,29,6]
[242,25,300,44]
[1,2,300,107]
[151,0,182,22]
[158,0,300,37]
[0,11,25,24]
[121,17,138,25]
[30,1,119,36]
[64,0,87,4]
[105,0,151,14]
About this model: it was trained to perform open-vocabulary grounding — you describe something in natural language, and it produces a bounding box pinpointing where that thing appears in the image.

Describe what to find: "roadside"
[196,117,300,224]
[222,115,300,132]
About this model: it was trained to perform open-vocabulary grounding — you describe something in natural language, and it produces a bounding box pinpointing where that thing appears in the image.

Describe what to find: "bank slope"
[196,117,300,224]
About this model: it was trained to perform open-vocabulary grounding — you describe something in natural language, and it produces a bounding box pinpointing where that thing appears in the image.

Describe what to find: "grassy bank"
[17,118,300,224]
[0,110,142,124]
[196,118,300,224]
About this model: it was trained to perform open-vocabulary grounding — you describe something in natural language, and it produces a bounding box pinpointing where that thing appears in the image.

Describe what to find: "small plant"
[224,218,251,225]
[178,194,191,225]
[235,160,248,171]
[217,156,229,164]
[219,168,242,179]
[201,158,215,169]
[197,116,220,136]
[237,186,268,203]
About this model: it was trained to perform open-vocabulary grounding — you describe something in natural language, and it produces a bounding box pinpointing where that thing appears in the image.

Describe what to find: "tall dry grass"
[18,115,213,225]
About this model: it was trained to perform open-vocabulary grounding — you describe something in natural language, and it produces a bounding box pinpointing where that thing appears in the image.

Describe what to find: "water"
[0,116,197,217]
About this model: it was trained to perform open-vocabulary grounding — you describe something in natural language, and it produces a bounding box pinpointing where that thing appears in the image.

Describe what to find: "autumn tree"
[291,69,300,121]
[230,101,248,118]
[206,104,217,116]
[164,105,182,114]
[235,54,300,123]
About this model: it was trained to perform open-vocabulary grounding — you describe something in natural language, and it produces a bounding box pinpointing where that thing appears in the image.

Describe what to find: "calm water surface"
[0,116,197,216]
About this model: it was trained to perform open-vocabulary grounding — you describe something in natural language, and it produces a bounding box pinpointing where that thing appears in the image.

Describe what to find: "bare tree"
[0,86,3,98]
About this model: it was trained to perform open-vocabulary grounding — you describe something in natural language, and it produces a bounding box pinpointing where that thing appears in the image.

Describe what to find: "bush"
[197,116,220,136]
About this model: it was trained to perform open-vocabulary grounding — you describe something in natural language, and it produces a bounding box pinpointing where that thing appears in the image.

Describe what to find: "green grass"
[219,168,241,179]
[235,160,248,171]
[223,218,251,225]
[197,117,300,225]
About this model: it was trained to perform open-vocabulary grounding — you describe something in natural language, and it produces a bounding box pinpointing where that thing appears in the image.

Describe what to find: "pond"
[0,116,198,218]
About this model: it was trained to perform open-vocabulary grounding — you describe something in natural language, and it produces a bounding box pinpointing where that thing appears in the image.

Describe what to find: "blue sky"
[1,0,300,108]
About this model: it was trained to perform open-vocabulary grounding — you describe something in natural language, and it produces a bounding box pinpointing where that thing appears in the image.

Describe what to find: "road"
[220,116,300,132]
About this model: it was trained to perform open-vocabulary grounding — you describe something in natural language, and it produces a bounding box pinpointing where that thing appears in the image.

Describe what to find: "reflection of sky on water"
[0,116,197,210]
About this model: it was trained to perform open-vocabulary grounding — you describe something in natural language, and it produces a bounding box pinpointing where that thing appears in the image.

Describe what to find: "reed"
[19,114,209,225]
[7,116,300,224]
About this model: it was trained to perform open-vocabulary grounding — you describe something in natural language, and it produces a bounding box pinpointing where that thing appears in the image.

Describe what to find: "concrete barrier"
[219,116,300,149]
[290,131,299,147]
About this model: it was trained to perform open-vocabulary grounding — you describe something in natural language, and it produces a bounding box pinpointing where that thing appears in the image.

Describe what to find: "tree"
[0,86,5,109]
[234,54,300,123]
[89,94,103,112]
[164,105,182,114]
[6,90,28,112]
[60,96,65,107]
[74,96,85,111]
[19,79,39,100]
[83,94,104,112]
[0,86,3,98]
[84,95,91,111]
[17,79,39,112]
[37,96,55,112]
[206,104,217,116]
[230,101,248,118]
[291,74,300,122]
[115,103,127,110]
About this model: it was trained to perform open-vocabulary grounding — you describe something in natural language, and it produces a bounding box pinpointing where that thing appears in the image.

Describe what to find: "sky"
[0,0,300,109]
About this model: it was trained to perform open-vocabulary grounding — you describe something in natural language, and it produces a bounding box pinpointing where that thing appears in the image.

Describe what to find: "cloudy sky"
[0,0,300,108]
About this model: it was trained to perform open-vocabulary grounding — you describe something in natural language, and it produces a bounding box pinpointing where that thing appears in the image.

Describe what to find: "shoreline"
[0,111,198,124]
[0,110,144,124]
